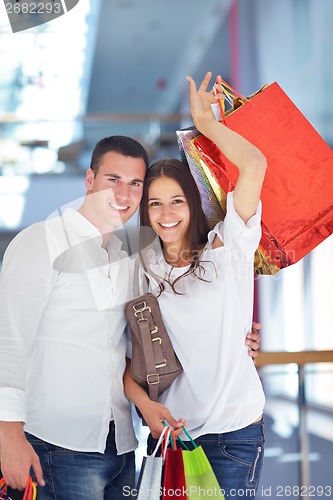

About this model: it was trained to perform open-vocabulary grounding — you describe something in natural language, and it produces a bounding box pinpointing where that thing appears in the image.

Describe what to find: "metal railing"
[256,350,333,500]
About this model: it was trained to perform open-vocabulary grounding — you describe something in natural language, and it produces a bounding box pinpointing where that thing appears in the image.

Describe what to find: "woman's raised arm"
[187,71,267,223]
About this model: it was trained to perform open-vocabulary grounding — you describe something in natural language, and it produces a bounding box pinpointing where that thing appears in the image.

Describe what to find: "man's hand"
[246,322,262,363]
[0,422,45,490]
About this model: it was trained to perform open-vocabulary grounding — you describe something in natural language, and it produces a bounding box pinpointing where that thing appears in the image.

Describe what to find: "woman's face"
[147,176,190,248]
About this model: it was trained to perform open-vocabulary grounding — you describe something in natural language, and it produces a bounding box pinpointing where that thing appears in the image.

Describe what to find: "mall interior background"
[0,0,332,496]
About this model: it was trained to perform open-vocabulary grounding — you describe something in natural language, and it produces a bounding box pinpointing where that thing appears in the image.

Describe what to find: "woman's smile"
[158,221,181,229]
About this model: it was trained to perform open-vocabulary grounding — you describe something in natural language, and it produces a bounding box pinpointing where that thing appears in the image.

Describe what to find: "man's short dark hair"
[90,135,149,175]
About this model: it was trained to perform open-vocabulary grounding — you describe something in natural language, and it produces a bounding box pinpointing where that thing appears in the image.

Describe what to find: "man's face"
[85,151,146,231]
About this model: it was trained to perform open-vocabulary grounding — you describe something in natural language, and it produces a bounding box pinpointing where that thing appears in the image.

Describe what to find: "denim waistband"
[147,417,264,454]
[191,417,265,445]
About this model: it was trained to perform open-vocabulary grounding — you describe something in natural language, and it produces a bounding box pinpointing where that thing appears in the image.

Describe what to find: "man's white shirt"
[0,208,137,454]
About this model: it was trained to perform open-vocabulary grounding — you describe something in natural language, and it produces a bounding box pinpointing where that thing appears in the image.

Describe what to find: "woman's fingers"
[188,72,224,97]
[186,75,197,97]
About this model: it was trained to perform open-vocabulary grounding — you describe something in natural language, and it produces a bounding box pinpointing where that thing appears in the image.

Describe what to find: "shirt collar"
[61,207,123,254]
[63,207,100,237]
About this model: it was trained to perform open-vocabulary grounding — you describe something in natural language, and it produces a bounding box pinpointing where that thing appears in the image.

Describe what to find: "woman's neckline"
[164,257,191,268]
[162,243,206,268]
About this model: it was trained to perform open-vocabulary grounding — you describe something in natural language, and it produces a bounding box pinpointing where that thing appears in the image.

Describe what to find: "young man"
[0,136,150,500]
[0,135,261,500]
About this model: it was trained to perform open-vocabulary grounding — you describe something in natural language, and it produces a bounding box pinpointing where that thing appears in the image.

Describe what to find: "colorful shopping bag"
[177,81,333,274]
[162,431,187,499]
[176,126,225,229]
[136,426,171,500]
[176,124,273,274]
[179,428,224,499]
[0,477,37,500]
[0,478,10,500]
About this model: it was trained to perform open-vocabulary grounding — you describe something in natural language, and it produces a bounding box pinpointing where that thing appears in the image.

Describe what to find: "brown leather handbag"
[125,262,183,402]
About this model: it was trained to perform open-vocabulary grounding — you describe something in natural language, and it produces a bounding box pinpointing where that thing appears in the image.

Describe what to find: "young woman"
[124,72,267,498]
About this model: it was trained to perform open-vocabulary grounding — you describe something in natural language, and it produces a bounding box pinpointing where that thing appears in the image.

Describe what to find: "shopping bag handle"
[161,422,197,451]
[219,78,250,103]
[179,425,197,449]
[162,428,177,457]
[214,77,252,124]
[0,476,37,500]
[169,430,177,450]
[23,477,37,500]
[151,425,171,457]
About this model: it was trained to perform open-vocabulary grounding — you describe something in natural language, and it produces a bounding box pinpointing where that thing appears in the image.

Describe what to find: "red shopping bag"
[162,431,187,499]
[177,81,333,274]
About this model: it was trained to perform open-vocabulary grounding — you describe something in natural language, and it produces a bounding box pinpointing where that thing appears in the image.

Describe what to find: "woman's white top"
[142,191,265,439]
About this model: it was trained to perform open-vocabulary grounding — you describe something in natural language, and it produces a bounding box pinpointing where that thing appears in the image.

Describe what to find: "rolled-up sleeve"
[207,191,262,261]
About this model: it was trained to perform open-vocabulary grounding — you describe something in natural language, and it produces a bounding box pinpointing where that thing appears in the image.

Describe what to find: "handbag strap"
[136,306,166,402]
[133,256,149,297]
[133,256,167,402]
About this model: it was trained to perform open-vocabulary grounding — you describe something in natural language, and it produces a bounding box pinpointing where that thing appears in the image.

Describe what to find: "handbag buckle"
[147,373,159,385]
[133,301,151,315]
[137,317,149,324]
[133,302,153,324]
[156,359,167,369]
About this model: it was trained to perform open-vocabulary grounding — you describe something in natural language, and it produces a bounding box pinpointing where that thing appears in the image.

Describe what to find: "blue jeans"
[147,418,265,500]
[25,422,135,500]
